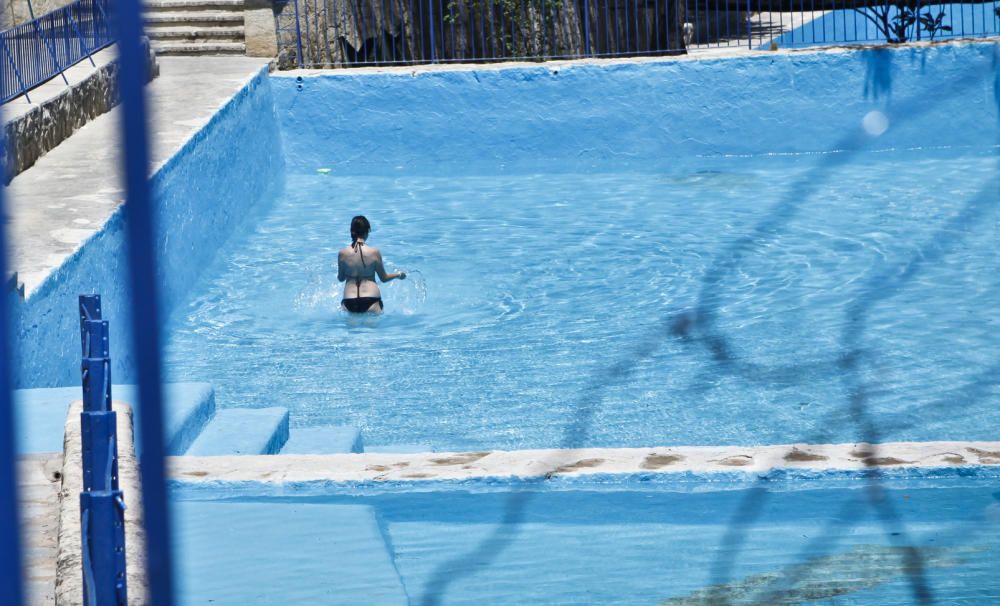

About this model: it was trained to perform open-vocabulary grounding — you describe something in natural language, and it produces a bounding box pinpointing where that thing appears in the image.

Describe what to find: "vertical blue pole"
[583,0,591,55]
[0,124,24,606]
[113,0,174,603]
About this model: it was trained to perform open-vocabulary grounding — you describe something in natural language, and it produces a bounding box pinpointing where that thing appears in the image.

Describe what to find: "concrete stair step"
[144,11,244,25]
[14,383,216,456]
[147,26,244,41]
[151,41,247,55]
[144,0,244,11]
[175,503,408,604]
[186,407,289,456]
[281,426,363,454]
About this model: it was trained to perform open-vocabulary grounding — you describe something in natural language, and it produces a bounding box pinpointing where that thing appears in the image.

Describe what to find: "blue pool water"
[164,146,999,450]
[173,473,1000,604]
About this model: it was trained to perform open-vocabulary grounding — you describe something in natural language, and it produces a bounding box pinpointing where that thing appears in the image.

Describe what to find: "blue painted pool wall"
[273,42,999,175]
[14,67,285,388]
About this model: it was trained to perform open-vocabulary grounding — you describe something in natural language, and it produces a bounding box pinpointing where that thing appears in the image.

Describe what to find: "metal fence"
[274,0,1000,67]
[0,0,114,104]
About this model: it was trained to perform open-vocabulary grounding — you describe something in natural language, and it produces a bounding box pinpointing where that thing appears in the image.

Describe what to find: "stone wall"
[2,41,159,184]
[1,0,75,28]
[244,0,279,57]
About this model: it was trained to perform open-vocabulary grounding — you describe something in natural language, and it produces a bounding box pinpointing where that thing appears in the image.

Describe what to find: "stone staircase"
[144,0,247,56]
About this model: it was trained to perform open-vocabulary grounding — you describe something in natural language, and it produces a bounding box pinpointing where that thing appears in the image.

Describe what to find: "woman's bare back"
[338,242,382,299]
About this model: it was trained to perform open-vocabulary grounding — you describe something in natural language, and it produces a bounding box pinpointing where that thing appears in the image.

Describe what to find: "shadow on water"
[863,48,894,101]
[417,57,999,605]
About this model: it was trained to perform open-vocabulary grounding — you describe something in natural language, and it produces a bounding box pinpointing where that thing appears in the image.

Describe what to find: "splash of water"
[387,268,427,316]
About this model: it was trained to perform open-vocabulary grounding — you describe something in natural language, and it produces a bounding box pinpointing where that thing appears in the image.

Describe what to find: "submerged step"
[175,502,408,604]
[281,426,363,454]
[187,407,289,456]
[14,382,215,455]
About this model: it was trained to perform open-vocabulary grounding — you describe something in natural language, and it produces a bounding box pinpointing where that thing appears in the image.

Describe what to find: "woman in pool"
[338,215,406,313]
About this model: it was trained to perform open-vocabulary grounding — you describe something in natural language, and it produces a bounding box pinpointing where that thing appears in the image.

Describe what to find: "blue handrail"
[1,0,114,105]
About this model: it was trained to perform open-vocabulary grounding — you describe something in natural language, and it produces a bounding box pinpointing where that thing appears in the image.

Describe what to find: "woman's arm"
[374,252,406,282]
[337,251,346,282]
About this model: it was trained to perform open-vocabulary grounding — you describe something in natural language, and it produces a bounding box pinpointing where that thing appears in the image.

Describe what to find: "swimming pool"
[172,470,1000,604]
[163,144,998,450]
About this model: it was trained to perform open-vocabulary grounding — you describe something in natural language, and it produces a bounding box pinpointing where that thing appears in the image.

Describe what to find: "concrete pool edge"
[168,440,1000,485]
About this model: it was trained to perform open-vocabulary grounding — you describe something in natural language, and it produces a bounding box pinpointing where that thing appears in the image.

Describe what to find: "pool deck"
[5,54,271,298]
[170,440,1000,485]
[18,454,61,606]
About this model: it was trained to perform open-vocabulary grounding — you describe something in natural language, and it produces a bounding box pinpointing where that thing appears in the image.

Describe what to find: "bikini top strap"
[351,240,367,267]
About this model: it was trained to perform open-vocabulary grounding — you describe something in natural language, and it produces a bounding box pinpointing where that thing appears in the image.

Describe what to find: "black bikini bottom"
[342,297,383,313]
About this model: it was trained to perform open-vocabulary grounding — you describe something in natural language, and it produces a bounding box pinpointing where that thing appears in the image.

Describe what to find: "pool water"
[173,475,1000,605]
[164,147,999,450]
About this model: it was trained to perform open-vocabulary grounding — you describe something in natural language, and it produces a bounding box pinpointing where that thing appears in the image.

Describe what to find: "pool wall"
[273,42,999,175]
[15,67,285,388]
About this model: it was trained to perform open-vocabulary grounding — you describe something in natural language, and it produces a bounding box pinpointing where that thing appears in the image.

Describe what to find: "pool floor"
[164,147,999,451]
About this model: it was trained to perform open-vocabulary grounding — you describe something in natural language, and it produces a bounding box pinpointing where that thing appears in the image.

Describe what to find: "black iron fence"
[274,0,1000,67]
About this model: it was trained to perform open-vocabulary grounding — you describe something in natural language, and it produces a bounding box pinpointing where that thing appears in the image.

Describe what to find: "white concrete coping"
[168,440,1000,485]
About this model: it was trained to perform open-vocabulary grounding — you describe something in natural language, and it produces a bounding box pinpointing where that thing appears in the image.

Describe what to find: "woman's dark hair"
[350,215,371,243]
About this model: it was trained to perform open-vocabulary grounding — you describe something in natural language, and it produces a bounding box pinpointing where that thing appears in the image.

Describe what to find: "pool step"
[14,382,215,456]
[175,502,408,604]
[187,407,289,456]
[281,426,364,455]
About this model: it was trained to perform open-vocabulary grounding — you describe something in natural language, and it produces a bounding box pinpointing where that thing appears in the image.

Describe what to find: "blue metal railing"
[1,0,114,104]
[276,0,1000,68]
[78,295,129,606]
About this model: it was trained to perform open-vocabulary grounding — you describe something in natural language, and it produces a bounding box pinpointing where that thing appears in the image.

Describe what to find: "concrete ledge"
[2,41,159,183]
[55,402,147,606]
[169,441,1000,484]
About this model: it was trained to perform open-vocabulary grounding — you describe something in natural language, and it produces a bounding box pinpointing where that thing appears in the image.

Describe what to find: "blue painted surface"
[14,382,215,455]
[766,5,1000,50]
[365,444,434,454]
[281,425,363,454]
[13,66,285,390]
[171,472,1000,604]
[160,42,1000,451]
[174,502,409,605]
[272,43,999,175]
[186,407,290,456]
